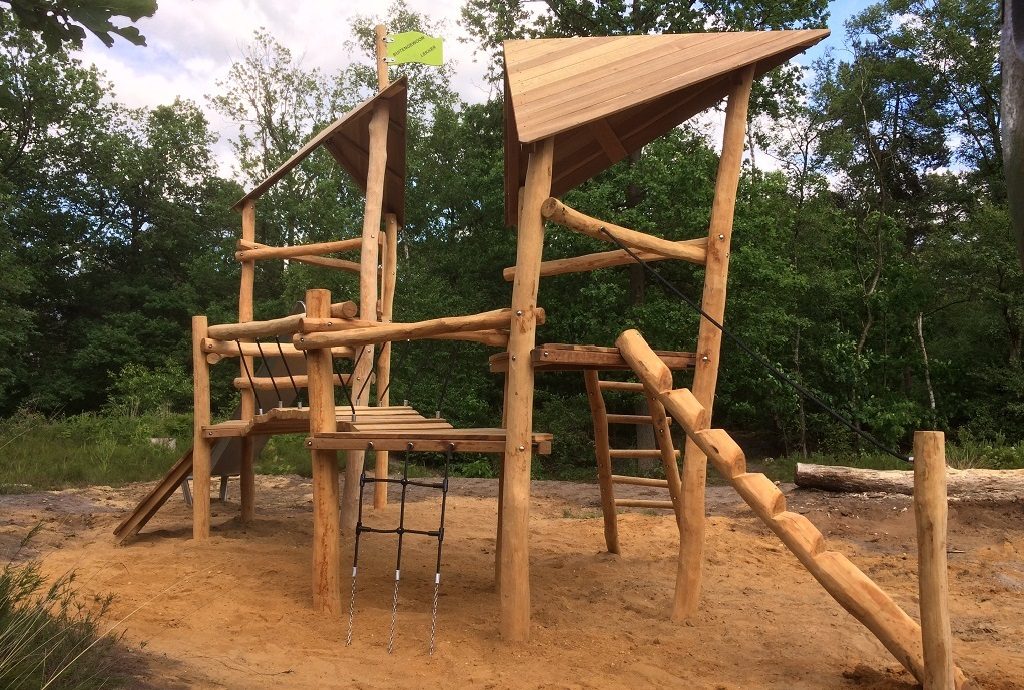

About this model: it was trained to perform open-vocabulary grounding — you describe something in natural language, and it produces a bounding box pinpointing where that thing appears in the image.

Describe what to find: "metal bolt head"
[718,233,725,240]
[701,355,710,362]
[515,310,523,316]
[518,445,526,451]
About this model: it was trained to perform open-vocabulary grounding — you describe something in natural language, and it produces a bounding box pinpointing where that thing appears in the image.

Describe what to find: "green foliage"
[0,529,126,688]
[106,359,193,417]
[0,0,155,51]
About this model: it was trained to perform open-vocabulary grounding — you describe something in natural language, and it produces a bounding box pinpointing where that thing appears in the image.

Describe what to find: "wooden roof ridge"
[502,30,830,225]
[232,77,408,224]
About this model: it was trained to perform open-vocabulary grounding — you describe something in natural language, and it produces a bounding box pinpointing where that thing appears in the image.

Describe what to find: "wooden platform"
[201,405,426,438]
[489,343,696,372]
[308,428,552,454]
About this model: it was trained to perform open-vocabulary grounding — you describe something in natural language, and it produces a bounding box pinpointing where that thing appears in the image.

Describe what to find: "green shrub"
[0,529,126,689]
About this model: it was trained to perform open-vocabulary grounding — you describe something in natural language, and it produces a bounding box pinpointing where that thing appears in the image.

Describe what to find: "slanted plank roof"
[233,77,408,225]
[503,30,829,225]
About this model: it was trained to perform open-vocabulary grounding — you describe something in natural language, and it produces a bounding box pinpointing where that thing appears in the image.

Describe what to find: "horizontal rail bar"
[235,237,361,261]
[611,475,670,488]
[294,308,542,350]
[598,380,646,392]
[202,338,352,360]
[614,498,675,509]
[205,301,357,340]
[503,239,707,282]
[237,240,360,273]
[607,414,658,425]
[233,374,352,390]
[609,448,677,459]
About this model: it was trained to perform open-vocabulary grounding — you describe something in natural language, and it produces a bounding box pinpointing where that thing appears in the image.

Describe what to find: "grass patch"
[0,412,188,493]
[1,528,129,689]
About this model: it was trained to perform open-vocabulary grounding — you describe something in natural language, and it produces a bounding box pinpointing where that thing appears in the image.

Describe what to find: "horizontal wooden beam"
[503,239,707,281]
[598,380,645,392]
[614,498,675,509]
[235,238,362,261]
[238,240,360,273]
[202,338,352,360]
[294,308,542,350]
[301,317,510,348]
[232,373,352,391]
[205,302,357,340]
[541,198,708,263]
[607,414,660,425]
[611,475,669,488]
[609,448,678,459]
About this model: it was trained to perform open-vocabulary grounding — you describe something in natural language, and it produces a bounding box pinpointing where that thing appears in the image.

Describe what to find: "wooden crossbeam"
[502,238,707,281]
[235,238,362,261]
[237,240,360,273]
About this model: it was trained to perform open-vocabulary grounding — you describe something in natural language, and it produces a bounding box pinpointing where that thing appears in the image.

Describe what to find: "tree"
[0,0,156,51]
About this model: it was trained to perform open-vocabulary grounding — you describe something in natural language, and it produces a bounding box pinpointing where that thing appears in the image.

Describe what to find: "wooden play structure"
[117,28,966,686]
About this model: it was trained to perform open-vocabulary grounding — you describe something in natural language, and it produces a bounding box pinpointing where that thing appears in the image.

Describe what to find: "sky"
[73,0,874,177]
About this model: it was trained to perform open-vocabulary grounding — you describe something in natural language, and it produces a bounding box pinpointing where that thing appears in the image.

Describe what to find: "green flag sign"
[385,31,444,67]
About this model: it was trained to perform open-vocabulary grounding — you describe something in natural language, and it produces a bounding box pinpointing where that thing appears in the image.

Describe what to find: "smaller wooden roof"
[233,77,408,225]
[503,31,829,225]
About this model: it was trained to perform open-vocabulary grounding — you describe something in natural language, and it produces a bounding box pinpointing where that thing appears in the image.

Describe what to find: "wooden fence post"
[191,315,211,541]
[914,431,956,689]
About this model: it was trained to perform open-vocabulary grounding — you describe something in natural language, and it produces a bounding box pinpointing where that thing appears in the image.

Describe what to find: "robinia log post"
[191,315,211,541]
[913,431,956,689]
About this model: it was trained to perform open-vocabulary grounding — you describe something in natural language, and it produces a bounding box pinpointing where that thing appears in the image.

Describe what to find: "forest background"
[1,0,1019,489]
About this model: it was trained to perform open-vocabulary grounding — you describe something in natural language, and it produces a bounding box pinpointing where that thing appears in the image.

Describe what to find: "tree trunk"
[795,463,1024,501]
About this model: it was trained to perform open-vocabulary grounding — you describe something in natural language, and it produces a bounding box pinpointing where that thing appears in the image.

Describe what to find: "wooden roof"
[503,30,829,225]
[234,77,408,224]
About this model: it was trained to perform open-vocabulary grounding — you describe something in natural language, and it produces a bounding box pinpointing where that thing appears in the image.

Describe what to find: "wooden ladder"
[584,371,684,555]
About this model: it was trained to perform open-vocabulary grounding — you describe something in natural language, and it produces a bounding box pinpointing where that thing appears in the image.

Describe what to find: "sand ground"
[2,474,1022,689]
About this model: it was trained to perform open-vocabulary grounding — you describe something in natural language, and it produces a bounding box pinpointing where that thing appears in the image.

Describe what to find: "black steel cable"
[274,336,303,408]
[235,340,261,414]
[254,340,282,407]
[598,227,911,464]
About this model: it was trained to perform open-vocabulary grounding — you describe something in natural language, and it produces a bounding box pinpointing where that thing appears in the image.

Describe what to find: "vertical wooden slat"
[499,138,554,641]
[306,289,341,614]
[584,370,619,554]
[674,65,755,621]
[191,315,211,541]
[341,100,390,535]
[914,431,956,689]
[238,200,256,522]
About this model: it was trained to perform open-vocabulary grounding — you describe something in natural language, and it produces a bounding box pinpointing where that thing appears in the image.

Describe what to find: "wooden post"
[914,431,956,689]
[238,200,257,524]
[374,24,389,91]
[673,65,754,622]
[584,370,619,554]
[341,95,390,535]
[191,315,211,541]
[306,288,342,614]
[495,371,510,591]
[499,138,554,641]
[374,212,399,509]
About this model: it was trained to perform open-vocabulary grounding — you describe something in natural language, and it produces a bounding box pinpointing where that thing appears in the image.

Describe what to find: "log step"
[609,448,678,459]
[614,498,675,509]
[611,475,669,488]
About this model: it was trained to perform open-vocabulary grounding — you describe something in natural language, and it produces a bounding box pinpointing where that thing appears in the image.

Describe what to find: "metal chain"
[345,565,357,647]
[387,570,401,654]
[428,573,440,655]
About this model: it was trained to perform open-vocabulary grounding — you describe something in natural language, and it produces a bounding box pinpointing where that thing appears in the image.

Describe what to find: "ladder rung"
[607,414,656,425]
[611,475,669,488]
[598,380,645,392]
[609,449,677,459]
[615,499,675,509]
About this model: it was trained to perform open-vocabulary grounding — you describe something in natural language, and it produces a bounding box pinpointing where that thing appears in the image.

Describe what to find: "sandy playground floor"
[2,474,1023,688]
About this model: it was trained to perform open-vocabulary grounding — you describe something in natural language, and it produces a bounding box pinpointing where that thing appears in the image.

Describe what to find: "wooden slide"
[113,356,303,544]
[615,329,966,688]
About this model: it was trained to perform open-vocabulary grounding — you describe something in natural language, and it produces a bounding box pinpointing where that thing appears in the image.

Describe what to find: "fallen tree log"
[795,463,1024,501]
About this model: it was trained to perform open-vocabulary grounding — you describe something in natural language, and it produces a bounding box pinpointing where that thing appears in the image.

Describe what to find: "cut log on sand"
[795,463,1024,501]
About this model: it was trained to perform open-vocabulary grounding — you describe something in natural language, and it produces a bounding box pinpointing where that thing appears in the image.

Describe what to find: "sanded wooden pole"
[495,371,510,592]
[296,308,527,348]
[676,65,755,620]
[502,238,707,281]
[191,316,211,540]
[584,370,619,554]
[375,24,389,90]
[541,198,708,263]
[306,289,341,614]
[499,138,554,641]
[235,237,362,261]
[646,394,684,529]
[373,213,399,509]
[914,431,956,689]
[342,97,389,535]
[238,201,257,523]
